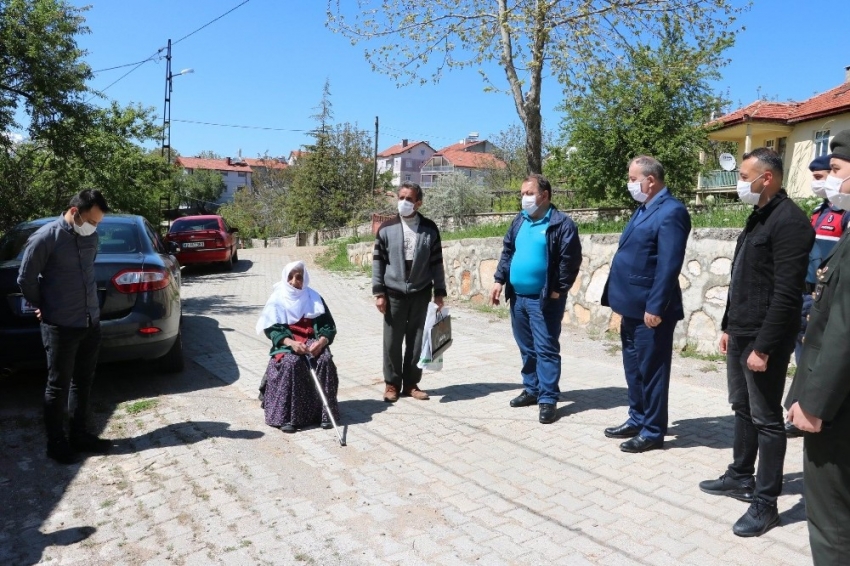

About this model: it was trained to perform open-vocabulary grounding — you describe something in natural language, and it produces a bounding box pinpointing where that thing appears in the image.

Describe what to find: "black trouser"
[804,415,850,565]
[41,322,102,444]
[383,287,431,388]
[725,334,792,504]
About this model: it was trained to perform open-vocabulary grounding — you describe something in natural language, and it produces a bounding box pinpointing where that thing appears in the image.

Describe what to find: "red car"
[165,215,240,270]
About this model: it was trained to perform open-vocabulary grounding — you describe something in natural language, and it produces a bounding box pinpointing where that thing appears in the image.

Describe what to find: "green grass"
[124,399,158,415]
[315,235,372,275]
[680,343,725,362]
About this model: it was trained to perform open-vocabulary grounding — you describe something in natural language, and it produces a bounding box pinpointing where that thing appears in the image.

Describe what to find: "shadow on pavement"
[110,420,264,455]
[336,398,391,425]
[0,310,248,565]
[664,414,735,449]
[429,382,520,403]
[559,386,629,416]
[180,258,255,278]
[780,471,806,526]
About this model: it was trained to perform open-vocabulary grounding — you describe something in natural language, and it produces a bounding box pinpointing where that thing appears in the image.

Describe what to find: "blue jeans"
[509,294,566,405]
[620,315,676,441]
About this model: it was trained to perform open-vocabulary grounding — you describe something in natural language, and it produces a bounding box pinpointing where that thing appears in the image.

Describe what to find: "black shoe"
[785,421,805,438]
[510,391,538,407]
[698,473,755,503]
[619,435,664,453]
[280,423,296,433]
[733,498,780,537]
[320,421,334,430]
[70,432,112,454]
[539,403,557,424]
[604,422,640,439]
[47,441,79,465]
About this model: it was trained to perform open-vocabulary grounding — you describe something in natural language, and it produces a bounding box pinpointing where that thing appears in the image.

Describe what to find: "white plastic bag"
[417,302,449,371]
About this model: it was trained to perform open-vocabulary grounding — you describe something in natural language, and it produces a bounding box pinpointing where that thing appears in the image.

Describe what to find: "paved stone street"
[0,247,810,565]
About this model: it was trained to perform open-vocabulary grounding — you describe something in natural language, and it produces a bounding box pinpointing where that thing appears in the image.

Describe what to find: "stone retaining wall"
[348,228,739,353]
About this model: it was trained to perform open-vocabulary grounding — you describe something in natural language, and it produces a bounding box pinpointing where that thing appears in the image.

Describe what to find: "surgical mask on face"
[521,194,539,215]
[397,199,415,217]
[824,174,850,210]
[73,212,97,237]
[811,179,827,198]
[736,174,764,206]
[627,180,648,203]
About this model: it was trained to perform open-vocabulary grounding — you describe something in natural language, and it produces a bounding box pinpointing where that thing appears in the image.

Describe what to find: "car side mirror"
[167,241,180,254]
[230,227,239,233]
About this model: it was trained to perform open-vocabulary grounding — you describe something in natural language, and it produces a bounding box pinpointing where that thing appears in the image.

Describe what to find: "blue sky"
[73,0,850,159]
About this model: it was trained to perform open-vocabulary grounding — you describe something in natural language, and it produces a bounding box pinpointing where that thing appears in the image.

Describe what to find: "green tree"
[552,16,730,204]
[327,0,744,175]
[175,169,226,209]
[220,157,292,239]
[286,82,375,231]
[423,172,492,226]
[1,0,93,157]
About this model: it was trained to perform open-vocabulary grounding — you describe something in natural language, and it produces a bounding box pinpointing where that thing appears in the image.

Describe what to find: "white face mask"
[824,174,850,210]
[521,194,539,215]
[627,180,648,203]
[811,179,827,198]
[73,212,97,237]
[736,173,764,206]
[397,199,415,217]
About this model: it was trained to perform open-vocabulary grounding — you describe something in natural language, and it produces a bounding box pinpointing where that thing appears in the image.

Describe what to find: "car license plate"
[182,241,204,248]
[20,297,37,314]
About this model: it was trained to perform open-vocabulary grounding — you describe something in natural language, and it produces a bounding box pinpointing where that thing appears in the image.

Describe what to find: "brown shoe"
[384,383,399,402]
[403,386,429,400]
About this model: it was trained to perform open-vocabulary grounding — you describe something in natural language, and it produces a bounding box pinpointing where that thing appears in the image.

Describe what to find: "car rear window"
[170,218,221,232]
[0,220,141,260]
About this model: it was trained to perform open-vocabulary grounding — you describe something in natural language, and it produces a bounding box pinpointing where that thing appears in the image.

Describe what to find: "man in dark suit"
[786,129,850,564]
[601,155,691,453]
[699,147,813,538]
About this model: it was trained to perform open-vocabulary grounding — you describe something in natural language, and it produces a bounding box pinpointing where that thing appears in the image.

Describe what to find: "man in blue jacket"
[490,174,582,424]
[601,155,691,453]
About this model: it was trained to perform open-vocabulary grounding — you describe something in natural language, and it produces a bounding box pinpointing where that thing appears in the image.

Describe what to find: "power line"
[89,0,252,97]
[172,118,309,132]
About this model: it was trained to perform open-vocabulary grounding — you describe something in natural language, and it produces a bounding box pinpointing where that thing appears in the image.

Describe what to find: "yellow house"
[700,71,850,199]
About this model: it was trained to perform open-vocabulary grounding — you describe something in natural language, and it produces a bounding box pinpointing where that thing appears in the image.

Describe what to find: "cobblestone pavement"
[0,247,810,565]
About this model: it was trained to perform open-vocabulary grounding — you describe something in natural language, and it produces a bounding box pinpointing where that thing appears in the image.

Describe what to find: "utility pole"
[371,116,379,197]
[162,39,172,164]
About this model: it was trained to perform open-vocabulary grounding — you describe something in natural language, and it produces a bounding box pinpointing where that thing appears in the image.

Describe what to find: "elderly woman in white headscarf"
[256,261,340,433]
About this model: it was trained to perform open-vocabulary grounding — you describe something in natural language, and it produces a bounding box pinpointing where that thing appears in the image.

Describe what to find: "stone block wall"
[349,228,739,354]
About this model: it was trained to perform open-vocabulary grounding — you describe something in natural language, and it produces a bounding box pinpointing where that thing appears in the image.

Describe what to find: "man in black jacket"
[489,174,582,424]
[698,148,814,537]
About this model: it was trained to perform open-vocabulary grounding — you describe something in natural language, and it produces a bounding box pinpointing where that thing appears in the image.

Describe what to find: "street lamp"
[161,38,194,165]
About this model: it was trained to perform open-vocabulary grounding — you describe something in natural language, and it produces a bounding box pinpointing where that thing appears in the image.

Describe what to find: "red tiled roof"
[176,156,252,173]
[289,150,307,159]
[711,82,850,127]
[242,157,287,170]
[430,140,506,169]
[377,140,433,158]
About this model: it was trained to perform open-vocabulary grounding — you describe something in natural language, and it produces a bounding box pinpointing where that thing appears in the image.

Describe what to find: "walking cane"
[306,355,345,446]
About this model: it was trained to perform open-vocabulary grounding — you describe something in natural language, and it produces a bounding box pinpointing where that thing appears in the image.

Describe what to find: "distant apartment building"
[175,156,252,204]
[419,134,506,187]
[376,139,436,186]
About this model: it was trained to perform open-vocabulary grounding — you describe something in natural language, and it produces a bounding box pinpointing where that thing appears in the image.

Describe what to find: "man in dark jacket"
[786,129,850,565]
[18,189,112,464]
[489,174,582,424]
[373,182,447,402]
[699,148,814,537]
[601,155,691,453]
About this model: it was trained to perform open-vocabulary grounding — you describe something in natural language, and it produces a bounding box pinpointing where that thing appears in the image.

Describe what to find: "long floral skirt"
[263,344,340,429]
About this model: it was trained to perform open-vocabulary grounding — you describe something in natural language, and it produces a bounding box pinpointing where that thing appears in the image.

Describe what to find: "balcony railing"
[698,170,738,192]
[420,165,455,174]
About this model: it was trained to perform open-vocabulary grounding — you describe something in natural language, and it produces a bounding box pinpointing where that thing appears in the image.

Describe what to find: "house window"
[404,174,411,181]
[815,130,830,157]
[764,139,775,151]
[777,137,787,161]
[220,171,228,177]
[405,159,412,168]
[420,149,425,156]
[237,172,247,178]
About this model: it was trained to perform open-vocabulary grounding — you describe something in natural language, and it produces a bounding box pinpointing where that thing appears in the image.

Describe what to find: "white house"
[376,140,436,186]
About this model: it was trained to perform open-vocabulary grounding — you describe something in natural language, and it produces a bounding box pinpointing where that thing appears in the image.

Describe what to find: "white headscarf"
[255,261,326,334]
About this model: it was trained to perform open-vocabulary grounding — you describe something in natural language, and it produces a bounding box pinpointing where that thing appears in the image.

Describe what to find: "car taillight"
[112,269,170,294]
[214,237,225,248]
